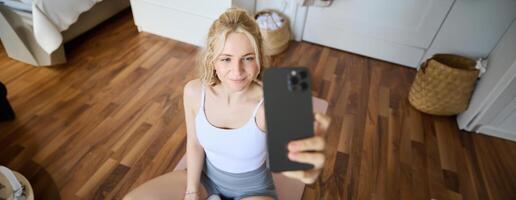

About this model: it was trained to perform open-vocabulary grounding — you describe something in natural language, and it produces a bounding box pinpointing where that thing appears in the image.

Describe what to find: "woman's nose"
[231,60,244,74]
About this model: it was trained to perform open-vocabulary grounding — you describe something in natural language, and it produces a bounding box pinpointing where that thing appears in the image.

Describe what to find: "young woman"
[124,8,330,200]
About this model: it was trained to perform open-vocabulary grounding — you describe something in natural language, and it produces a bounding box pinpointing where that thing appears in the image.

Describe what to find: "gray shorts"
[201,159,277,200]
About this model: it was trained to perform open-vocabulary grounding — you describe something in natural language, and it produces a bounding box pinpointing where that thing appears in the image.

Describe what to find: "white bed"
[0,0,130,66]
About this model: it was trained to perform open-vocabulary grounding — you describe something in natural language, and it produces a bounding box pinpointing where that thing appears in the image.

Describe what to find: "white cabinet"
[458,20,516,142]
[302,0,453,68]
[422,0,516,62]
[129,0,255,46]
[262,0,516,68]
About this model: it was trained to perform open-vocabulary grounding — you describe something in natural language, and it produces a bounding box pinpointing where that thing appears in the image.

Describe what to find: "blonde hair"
[198,8,268,86]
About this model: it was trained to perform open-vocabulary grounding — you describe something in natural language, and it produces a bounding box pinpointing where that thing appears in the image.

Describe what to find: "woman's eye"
[221,58,231,62]
[244,57,255,61]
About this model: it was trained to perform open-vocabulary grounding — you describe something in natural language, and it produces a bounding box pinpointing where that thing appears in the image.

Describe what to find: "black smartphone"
[263,67,314,172]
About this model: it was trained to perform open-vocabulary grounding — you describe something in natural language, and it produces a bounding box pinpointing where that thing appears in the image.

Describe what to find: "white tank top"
[195,84,267,173]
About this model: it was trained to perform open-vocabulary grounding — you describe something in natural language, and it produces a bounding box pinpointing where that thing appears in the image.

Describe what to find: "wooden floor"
[1,10,515,200]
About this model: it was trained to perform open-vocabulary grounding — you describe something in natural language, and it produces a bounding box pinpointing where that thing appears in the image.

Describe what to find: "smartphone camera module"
[288,69,309,92]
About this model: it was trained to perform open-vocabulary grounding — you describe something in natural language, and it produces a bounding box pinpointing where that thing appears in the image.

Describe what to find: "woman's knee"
[123,190,163,200]
[122,192,141,200]
[123,171,187,200]
[241,196,274,200]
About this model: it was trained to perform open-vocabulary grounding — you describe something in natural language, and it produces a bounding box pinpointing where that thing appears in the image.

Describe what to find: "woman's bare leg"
[123,170,208,200]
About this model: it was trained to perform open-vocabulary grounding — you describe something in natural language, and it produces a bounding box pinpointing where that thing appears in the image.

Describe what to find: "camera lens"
[299,71,308,79]
[289,76,299,85]
[300,82,308,91]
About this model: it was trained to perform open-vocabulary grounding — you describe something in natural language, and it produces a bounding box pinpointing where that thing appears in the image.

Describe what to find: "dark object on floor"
[0,81,15,121]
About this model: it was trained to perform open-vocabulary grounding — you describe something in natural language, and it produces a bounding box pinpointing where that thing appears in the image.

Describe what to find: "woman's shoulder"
[183,79,202,107]
[184,79,202,94]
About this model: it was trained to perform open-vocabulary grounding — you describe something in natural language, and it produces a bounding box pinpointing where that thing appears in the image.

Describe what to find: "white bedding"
[32,0,103,53]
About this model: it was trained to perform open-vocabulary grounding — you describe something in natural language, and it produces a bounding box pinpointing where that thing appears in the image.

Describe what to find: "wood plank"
[76,158,118,198]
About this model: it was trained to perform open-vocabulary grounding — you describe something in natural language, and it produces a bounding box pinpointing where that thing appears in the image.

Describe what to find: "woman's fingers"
[288,152,326,169]
[282,169,321,184]
[288,136,325,152]
[314,113,331,136]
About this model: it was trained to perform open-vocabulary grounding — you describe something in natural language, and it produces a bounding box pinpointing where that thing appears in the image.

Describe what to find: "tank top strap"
[252,98,264,117]
[200,83,206,110]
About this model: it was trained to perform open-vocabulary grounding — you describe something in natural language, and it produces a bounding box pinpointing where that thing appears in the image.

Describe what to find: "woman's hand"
[183,192,199,200]
[183,187,200,200]
[282,113,331,184]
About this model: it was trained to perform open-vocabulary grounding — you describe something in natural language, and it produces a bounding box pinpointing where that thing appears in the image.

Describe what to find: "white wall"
[234,0,256,13]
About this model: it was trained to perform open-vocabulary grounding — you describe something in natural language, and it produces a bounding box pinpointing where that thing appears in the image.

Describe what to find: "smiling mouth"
[229,78,246,81]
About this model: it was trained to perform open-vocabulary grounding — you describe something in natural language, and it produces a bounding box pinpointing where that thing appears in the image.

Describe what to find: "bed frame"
[0,0,129,66]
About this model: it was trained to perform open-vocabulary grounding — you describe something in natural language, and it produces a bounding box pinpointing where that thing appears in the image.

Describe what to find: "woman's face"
[214,32,259,92]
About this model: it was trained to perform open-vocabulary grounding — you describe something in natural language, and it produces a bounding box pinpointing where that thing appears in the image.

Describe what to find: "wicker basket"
[408,54,479,116]
[255,10,290,56]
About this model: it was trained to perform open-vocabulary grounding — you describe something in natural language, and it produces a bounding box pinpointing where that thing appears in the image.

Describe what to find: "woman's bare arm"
[183,80,205,197]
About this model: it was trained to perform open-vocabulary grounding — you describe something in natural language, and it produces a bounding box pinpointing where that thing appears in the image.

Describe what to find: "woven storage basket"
[255,10,290,56]
[408,54,479,115]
